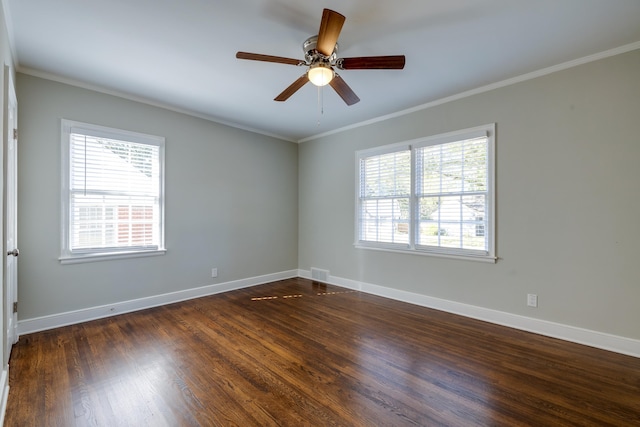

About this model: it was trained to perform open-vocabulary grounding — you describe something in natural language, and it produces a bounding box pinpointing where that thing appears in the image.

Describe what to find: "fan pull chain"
[317,85,324,126]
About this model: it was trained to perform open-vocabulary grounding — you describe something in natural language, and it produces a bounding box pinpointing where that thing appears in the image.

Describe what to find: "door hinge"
[13,302,17,313]
[13,128,17,140]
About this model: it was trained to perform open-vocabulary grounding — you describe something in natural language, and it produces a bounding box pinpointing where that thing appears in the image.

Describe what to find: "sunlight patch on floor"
[251,290,357,301]
[317,291,357,296]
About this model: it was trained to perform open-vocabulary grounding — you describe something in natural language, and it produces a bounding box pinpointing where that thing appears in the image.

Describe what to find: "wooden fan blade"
[236,52,303,66]
[329,75,360,106]
[275,74,309,101]
[316,9,345,57]
[339,55,406,70]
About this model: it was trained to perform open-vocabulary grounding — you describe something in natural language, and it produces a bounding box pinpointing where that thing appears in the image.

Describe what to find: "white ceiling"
[4,0,640,141]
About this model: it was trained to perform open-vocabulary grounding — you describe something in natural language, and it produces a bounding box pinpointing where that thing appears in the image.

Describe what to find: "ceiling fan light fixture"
[236,9,402,105]
[308,63,334,86]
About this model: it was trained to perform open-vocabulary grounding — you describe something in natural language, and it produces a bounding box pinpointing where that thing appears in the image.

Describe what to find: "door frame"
[3,65,18,362]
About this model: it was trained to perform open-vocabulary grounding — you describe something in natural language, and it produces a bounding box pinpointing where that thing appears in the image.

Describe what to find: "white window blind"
[415,136,489,254]
[358,147,411,246]
[355,124,495,262]
[61,120,165,262]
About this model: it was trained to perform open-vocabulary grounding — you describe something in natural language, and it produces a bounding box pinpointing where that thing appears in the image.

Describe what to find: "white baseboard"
[0,368,8,427]
[17,269,640,358]
[298,269,640,358]
[18,270,298,335]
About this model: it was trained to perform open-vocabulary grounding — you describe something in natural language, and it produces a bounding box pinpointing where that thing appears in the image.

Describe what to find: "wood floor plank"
[6,278,640,426]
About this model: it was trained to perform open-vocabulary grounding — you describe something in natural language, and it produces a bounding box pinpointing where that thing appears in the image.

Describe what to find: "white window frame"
[355,124,496,263]
[60,119,166,264]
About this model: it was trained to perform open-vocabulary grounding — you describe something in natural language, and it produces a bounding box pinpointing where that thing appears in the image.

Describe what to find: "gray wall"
[17,74,298,320]
[15,49,640,343]
[299,49,640,340]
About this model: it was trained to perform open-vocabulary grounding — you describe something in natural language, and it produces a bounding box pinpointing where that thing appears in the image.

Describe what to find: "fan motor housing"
[303,35,338,64]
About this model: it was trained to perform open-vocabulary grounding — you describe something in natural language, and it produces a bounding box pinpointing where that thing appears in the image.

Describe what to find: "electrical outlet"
[211,268,218,278]
[527,293,538,308]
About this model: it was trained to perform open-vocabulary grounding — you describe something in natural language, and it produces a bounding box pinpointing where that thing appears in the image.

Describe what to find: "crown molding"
[299,41,640,143]
[17,66,297,143]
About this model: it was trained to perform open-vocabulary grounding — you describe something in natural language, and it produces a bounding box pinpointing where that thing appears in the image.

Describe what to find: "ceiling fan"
[236,8,405,106]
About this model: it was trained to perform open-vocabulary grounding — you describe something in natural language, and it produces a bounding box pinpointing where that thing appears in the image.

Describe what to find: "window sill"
[354,243,496,263]
[59,249,167,265]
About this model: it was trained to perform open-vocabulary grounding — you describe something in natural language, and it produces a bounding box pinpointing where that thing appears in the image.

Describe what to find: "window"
[356,124,495,262]
[358,146,411,245]
[61,120,165,263]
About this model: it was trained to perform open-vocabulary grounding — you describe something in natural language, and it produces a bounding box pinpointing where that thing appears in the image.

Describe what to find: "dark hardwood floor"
[5,278,640,426]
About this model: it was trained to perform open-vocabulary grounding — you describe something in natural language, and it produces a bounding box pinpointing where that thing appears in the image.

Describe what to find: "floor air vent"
[310,268,329,283]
